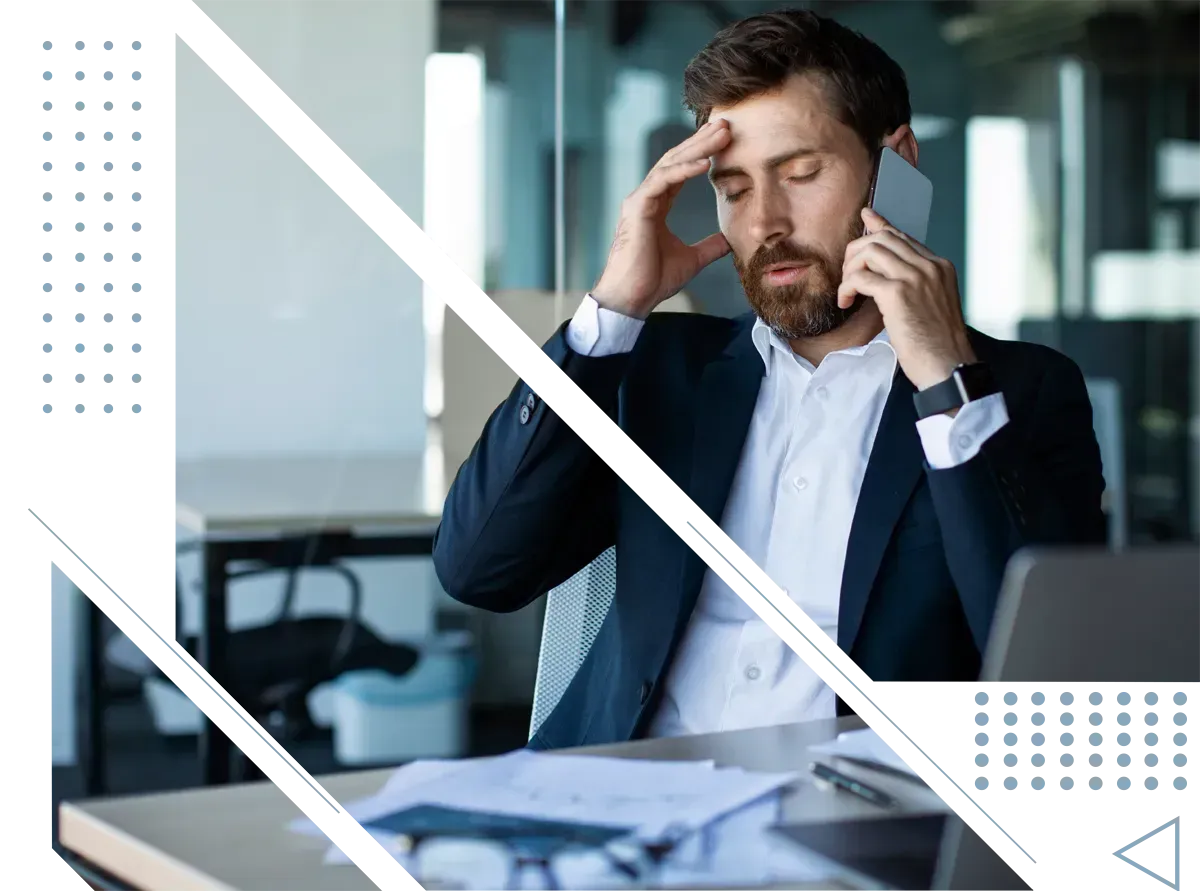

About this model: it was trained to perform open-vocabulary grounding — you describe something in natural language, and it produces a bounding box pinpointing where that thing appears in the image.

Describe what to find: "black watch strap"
[913,362,997,420]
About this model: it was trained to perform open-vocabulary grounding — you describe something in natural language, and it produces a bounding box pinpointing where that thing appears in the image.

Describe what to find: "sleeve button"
[519,404,531,425]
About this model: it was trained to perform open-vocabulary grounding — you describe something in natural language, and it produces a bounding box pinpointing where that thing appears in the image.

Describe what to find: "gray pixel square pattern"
[969,691,1195,797]
[35,36,150,420]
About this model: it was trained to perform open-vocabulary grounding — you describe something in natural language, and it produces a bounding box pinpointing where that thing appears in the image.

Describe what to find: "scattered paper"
[294,750,815,887]
[385,750,794,836]
[323,792,838,888]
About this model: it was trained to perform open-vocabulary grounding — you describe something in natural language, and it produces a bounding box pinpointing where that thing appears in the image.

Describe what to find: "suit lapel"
[676,318,765,615]
[837,369,925,651]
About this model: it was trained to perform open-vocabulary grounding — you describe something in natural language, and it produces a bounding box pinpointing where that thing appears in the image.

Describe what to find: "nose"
[746,184,793,247]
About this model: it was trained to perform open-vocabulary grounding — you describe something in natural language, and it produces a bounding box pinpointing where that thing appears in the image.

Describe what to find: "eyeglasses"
[397,835,560,890]
[386,821,712,889]
[364,811,720,891]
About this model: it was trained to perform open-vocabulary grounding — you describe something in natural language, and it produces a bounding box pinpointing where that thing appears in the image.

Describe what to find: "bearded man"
[433,9,1106,750]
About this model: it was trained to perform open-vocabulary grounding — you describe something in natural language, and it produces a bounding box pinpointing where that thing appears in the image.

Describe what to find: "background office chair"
[528,546,618,739]
[162,557,420,782]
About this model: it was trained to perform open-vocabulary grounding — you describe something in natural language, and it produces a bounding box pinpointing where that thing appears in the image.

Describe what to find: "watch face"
[956,363,995,399]
[913,363,995,420]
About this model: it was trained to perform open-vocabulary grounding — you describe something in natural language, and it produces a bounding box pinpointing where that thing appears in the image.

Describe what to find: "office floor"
[51,689,532,857]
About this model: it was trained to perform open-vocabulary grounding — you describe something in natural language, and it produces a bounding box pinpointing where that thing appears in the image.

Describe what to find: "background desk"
[81,453,442,794]
[59,716,949,891]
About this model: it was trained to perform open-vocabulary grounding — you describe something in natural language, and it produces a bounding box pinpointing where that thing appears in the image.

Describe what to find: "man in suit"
[433,9,1106,750]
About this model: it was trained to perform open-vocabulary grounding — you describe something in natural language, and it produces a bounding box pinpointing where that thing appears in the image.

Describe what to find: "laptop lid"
[981,545,1200,683]
[773,815,1030,890]
[931,816,1030,890]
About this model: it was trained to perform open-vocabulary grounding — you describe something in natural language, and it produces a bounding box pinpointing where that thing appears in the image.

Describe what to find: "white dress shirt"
[566,295,1009,737]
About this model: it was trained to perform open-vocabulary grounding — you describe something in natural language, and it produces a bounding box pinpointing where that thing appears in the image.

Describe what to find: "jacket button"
[519,404,531,425]
[525,392,537,411]
[639,681,652,704]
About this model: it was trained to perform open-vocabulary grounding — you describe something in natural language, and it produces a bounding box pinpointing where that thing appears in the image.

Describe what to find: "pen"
[833,755,930,788]
[809,761,898,809]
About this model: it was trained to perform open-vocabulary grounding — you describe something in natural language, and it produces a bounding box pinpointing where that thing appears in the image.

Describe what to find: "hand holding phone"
[841,150,976,391]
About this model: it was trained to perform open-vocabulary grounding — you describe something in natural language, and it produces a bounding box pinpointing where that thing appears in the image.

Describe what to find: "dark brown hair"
[682,8,911,152]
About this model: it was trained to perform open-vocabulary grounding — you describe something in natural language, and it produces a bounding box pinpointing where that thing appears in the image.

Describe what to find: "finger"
[634,157,713,203]
[837,268,898,310]
[844,214,901,261]
[861,206,896,235]
[871,229,931,266]
[658,119,731,167]
[847,232,934,283]
[845,228,936,272]
[860,207,937,259]
[842,241,919,286]
[843,229,915,268]
[689,231,731,269]
[662,127,731,171]
[843,230,875,264]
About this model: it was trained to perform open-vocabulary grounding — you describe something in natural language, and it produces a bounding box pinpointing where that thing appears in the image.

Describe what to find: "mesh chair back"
[528,547,617,739]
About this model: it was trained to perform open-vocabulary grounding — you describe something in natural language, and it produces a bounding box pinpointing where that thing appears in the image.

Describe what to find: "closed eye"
[723,170,819,203]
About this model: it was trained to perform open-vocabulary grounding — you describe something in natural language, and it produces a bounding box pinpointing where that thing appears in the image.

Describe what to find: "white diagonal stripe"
[25,506,415,888]
[166,0,1036,884]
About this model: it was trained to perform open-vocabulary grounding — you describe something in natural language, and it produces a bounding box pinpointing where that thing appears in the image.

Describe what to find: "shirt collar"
[750,316,894,377]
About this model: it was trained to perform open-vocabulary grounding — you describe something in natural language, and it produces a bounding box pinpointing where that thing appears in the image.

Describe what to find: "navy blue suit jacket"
[432,312,1107,750]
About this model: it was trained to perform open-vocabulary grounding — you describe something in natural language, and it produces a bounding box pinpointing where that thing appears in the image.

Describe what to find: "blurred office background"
[53,0,1198,831]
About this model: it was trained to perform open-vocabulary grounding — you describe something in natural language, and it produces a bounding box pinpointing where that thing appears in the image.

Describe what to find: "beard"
[733,199,869,340]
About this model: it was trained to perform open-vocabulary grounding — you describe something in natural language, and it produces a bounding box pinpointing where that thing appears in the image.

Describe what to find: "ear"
[882,123,919,168]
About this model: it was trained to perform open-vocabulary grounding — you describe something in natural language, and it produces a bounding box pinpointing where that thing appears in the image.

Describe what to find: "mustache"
[737,240,830,276]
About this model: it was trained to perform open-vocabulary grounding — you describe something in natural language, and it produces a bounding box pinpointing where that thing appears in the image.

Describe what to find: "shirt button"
[816,386,829,400]
[745,665,762,681]
[519,404,531,425]
[957,434,973,449]
[793,476,808,491]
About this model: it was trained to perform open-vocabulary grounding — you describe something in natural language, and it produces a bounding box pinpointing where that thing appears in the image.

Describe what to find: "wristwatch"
[912,362,997,420]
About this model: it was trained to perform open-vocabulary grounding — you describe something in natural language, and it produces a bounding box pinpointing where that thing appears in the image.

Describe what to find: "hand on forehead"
[707,75,863,169]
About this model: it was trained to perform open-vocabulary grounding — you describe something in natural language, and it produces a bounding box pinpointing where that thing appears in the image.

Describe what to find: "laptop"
[775,813,1025,890]
[776,545,1199,889]
[981,544,1199,682]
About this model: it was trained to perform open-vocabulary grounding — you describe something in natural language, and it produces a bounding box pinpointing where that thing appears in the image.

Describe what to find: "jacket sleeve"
[927,352,1108,652]
[432,323,629,613]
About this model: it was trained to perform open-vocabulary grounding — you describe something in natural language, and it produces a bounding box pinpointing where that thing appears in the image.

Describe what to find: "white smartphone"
[865,146,933,243]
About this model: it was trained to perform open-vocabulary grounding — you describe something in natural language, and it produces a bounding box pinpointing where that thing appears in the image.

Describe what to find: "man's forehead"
[710,76,848,160]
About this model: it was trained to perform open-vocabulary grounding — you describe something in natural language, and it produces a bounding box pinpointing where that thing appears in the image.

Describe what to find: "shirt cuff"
[565,294,646,357]
[916,392,1010,470]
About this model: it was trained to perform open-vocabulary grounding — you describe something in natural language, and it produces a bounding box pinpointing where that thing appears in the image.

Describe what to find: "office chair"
[104,549,421,779]
[528,546,618,740]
